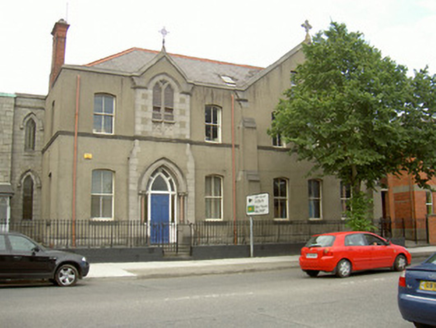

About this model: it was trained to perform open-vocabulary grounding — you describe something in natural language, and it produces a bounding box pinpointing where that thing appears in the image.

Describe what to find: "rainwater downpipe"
[72,75,81,247]
[409,174,416,242]
[231,94,237,245]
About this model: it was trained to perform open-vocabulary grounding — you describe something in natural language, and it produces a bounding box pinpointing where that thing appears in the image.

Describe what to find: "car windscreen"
[425,253,436,264]
[305,235,335,248]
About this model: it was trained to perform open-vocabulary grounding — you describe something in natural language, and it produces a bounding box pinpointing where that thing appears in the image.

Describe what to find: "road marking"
[164,292,254,302]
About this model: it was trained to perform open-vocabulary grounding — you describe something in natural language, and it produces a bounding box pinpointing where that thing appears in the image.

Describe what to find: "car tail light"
[398,270,406,288]
[323,248,333,256]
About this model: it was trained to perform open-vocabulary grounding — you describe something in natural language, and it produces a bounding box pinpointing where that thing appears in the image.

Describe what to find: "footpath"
[87,246,436,280]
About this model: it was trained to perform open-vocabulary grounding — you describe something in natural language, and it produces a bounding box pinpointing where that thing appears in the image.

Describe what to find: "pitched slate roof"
[85,47,264,88]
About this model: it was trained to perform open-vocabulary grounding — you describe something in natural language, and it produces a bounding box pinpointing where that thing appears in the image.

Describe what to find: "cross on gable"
[159,27,169,47]
[301,20,312,34]
[301,20,312,42]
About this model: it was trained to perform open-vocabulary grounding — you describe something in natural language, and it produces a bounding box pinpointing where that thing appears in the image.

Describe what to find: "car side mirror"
[32,246,40,254]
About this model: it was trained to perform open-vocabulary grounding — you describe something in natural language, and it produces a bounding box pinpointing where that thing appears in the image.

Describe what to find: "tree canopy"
[270,22,436,195]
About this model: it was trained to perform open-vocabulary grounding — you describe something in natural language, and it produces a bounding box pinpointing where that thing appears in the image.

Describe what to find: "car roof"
[0,231,25,236]
[313,231,373,237]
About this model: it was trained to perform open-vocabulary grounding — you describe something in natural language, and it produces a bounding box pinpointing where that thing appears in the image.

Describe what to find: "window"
[91,170,114,219]
[205,176,222,220]
[9,235,37,252]
[271,113,284,147]
[426,190,433,215]
[153,80,174,121]
[93,94,114,134]
[0,235,6,251]
[344,234,365,246]
[308,179,322,219]
[145,169,177,223]
[24,119,36,151]
[205,105,221,142]
[340,182,351,218]
[274,178,288,219]
[220,75,236,86]
[291,70,297,87]
[364,234,387,246]
[22,176,33,220]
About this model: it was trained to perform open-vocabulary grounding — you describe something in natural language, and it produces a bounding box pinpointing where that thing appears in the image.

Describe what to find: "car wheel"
[336,259,351,278]
[393,254,407,271]
[55,264,79,287]
[305,270,319,278]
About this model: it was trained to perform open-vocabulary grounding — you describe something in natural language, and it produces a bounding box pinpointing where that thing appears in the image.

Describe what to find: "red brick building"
[384,173,436,244]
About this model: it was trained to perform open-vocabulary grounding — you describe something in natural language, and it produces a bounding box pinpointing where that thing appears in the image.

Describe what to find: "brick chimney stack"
[49,19,70,89]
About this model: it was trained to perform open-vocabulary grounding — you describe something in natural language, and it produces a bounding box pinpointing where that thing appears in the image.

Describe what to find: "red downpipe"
[231,94,237,245]
[72,75,81,247]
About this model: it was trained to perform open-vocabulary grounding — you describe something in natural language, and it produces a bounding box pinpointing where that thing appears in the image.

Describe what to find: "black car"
[0,231,90,286]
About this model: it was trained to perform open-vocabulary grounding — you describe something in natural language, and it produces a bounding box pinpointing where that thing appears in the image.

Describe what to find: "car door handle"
[13,256,22,260]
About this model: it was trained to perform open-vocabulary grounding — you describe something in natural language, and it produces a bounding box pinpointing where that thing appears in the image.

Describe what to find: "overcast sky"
[1,0,435,95]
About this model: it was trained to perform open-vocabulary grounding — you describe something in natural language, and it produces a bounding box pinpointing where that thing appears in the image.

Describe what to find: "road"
[0,266,413,328]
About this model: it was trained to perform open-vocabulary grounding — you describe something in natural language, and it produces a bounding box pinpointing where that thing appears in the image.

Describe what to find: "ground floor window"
[91,170,114,219]
[308,179,322,219]
[205,175,222,220]
[273,178,288,219]
[22,176,33,220]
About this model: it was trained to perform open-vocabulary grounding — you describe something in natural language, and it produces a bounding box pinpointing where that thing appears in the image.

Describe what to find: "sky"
[1,0,436,95]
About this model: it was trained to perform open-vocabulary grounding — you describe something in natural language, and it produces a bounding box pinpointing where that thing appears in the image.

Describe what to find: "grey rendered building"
[1,19,382,239]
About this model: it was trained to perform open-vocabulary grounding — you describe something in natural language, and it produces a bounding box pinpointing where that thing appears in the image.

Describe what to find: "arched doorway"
[147,168,177,244]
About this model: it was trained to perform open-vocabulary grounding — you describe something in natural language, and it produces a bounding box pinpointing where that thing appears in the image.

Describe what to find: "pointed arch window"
[153,80,174,122]
[22,176,34,220]
[144,169,177,223]
[24,119,36,151]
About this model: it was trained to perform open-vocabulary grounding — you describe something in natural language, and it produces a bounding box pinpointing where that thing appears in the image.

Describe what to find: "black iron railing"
[0,217,428,249]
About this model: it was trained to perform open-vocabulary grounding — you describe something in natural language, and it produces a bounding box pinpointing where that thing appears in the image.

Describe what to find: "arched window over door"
[146,169,177,223]
[146,168,177,244]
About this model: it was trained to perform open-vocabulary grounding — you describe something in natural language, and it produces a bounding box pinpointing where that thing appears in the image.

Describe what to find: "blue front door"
[150,194,170,244]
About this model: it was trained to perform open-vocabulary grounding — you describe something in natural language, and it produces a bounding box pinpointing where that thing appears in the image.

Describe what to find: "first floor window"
[93,94,115,134]
[24,119,36,151]
[91,170,114,219]
[153,80,174,121]
[274,178,288,219]
[205,105,221,142]
[308,179,322,219]
[205,175,222,219]
[271,113,284,147]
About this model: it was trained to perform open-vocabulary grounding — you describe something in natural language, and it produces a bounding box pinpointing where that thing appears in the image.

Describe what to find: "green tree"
[270,22,436,229]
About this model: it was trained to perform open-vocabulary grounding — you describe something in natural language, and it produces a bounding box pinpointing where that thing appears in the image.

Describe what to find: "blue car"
[398,253,436,328]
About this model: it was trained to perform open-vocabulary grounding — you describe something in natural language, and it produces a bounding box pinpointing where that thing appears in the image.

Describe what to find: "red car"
[299,231,411,278]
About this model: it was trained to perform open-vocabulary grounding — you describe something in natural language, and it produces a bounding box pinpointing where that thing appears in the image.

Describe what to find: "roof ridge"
[85,47,159,67]
[86,47,264,70]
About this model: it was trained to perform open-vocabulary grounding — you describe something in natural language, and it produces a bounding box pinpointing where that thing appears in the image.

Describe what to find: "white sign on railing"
[246,193,269,216]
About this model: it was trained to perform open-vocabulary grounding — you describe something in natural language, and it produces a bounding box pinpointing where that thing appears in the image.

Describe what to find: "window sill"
[152,119,176,124]
[90,218,114,222]
[93,131,114,135]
